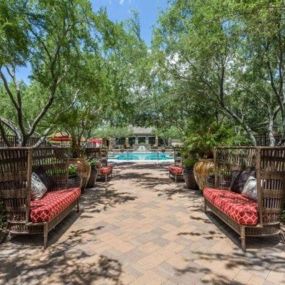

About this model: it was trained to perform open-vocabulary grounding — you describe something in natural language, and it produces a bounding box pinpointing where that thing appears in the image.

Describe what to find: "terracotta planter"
[183,167,199,190]
[193,159,215,191]
[69,158,91,192]
[87,167,98,188]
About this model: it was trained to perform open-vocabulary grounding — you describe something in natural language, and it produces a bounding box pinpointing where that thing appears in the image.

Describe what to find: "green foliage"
[154,127,182,140]
[68,164,78,177]
[0,0,97,145]
[88,158,100,168]
[152,0,285,146]
[0,0,29,65]
[2,0,285,151]
[181,122,245,167]
[0,2,149,146]
[185,123,247,156]
[182,158,197,169]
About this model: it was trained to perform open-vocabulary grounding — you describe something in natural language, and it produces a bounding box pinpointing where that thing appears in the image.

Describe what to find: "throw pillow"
[31,172,47,200]
[242,176,257,201]
[231,167,256,193]
[229,170,241,191]
[34,166,54,189]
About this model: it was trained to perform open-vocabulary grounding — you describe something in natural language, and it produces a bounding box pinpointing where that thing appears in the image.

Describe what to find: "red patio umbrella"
[49,132,71,142]
[88,138,103,144]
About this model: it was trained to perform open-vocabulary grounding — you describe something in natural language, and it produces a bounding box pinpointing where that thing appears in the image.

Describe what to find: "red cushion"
[203,188,258,226]
[169,165,183,175]
[100,165,113,175]
[30,188,81,223]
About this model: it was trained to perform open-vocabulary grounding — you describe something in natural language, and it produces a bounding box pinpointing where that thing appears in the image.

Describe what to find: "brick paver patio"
[0,163,285,285]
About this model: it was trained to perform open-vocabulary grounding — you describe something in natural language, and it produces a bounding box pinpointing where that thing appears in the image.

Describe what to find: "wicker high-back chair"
[0,147,80,247]
[207,147,285,249]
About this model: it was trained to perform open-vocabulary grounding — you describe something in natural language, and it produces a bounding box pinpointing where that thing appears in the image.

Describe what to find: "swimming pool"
[108,151,174,162]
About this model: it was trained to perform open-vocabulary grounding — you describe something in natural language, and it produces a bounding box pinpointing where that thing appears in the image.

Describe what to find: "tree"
[152,0,285,146]
[54,52,112,156]
[50,9,150,156]
[0,0,94,146]
[94,9,152,128]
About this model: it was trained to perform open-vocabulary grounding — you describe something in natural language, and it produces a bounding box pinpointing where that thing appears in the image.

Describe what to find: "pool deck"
[0,164,285,285]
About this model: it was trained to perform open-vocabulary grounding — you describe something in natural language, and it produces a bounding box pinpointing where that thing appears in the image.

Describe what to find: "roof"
[131,127,154,135]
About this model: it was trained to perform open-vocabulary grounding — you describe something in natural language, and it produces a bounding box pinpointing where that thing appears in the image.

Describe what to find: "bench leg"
[43,223,48,249]
[105,174,108,182]
[76,199,80,212]
[241,226,246,252]
[204,199,207,213]
[175,175,177,182]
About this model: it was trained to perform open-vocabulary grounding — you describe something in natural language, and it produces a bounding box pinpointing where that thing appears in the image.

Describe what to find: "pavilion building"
[112,127,168,149]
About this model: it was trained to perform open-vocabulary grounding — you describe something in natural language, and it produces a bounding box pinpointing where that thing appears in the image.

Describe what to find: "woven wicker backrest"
[215,147,256,189]
[259,148,285,224]
[215,147,285,226]
[0,148,30,232]
[32,148,69,190]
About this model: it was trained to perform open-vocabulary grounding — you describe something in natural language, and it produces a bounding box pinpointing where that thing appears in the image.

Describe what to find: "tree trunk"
[268,115,276,146]
[71,136,81,158]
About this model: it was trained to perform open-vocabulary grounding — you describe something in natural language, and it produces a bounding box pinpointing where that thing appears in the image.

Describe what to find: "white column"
[155,136,159,147]
[125,137,129,147]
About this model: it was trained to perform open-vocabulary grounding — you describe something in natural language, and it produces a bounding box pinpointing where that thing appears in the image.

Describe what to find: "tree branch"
[0,117,23,144]
[4,65,26,137]
[27,95,55,137]
[33,127,52,148]
[0,68,19,109]
[0,121,11,147]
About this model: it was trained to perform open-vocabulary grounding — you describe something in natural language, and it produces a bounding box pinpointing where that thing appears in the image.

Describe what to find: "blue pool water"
[109,152,173,161]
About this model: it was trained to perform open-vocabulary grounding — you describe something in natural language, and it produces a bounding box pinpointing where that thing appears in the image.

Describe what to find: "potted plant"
[182,154,199,190]
[86,158,100,188]
[191,136,214,191]
[182,136,214,191]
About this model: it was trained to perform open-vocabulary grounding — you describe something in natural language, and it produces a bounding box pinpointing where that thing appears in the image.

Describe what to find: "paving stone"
[266,271,285,284]
[234,269,253,283]
[247,274,267,285]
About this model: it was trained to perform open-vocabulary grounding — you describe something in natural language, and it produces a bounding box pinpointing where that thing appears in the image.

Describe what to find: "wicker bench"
[98,165,113,182]
[168,165,183,182]
[204,147,285,251]
[0,147,81,248]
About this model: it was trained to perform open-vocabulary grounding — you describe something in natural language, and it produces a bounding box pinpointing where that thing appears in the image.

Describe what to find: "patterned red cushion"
[204,188,258,226]
[100,165,113,175]
[169,165,183,175]
[30,188,81,223]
